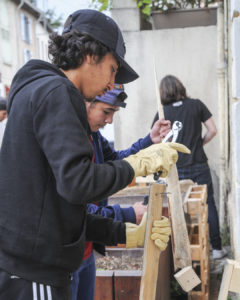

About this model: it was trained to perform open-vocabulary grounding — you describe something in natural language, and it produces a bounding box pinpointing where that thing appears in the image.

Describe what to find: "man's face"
[0,110,7,122]
[81,53,119,100]
[86,101,119,132]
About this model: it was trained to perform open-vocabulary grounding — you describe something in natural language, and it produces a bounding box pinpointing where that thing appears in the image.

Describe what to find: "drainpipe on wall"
[16,0,25,69]
[217,2,230,229]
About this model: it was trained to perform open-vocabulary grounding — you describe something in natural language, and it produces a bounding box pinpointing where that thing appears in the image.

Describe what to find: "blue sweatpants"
[71,252,96,300]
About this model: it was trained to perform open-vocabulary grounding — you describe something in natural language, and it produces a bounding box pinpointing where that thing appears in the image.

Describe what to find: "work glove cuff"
[124,156,141,177]
[125,223,138,248]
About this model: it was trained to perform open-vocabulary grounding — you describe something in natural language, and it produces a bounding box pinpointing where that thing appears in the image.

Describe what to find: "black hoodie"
[0,60,134,287]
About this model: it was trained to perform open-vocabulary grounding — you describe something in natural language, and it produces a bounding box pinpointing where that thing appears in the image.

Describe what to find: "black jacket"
[0,60,134,287]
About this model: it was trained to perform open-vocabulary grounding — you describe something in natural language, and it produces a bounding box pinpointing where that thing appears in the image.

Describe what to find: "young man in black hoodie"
[0,9,189,300]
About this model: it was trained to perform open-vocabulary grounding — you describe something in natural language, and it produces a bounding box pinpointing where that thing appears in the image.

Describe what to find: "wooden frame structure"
[218,259,240,300]
[184,184,210,300]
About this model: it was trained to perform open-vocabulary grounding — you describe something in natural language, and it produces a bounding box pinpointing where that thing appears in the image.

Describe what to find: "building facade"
[0,0,52,98]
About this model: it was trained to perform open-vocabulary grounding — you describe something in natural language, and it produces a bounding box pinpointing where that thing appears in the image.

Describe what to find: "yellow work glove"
[124,142,190,178]
[151,216,171,251]
[125,213,171,251]
[125,212,147,249]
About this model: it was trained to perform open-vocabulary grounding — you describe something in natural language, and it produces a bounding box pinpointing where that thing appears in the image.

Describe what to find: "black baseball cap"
[62,9,139,84]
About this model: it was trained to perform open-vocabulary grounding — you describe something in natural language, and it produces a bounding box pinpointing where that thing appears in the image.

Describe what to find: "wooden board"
[218,259,240,299]
[94,270,114,300]
[174,266,201,293]
[229,260,240,293]
[139,183,164,300]
[114,270,141,300]
[113,185,150,196]
[167,166,192,269]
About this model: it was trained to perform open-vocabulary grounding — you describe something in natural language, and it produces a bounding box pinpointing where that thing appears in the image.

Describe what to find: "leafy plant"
[90,0,112,11]
[44,9,63,29]
[135,0,219,18]
[28,0,63,29]
[89,0,220,19]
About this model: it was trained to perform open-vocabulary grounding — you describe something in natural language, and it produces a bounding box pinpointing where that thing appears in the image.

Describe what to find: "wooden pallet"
[218,259,240,299]
[184,185,210,300]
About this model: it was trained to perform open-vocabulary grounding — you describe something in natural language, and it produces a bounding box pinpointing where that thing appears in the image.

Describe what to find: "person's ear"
[86,54,98,65]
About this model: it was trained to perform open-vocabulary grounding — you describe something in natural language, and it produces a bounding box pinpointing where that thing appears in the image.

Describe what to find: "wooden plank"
[95,270,114,300]
[139,183,164,300]
[191,245,201,261]
[218,259,235,300]
[179,179,194,193]
[113,186,150,196]
[189,193,203,199]
[155,243,171,300]
[186,200,202,215]
[167,167,201,292]
[114,179,194,197]
[229,260,240,294]
[114,270,142,300]
[167,166,192,269]
[183,185,194,213]
[174,266,201,293]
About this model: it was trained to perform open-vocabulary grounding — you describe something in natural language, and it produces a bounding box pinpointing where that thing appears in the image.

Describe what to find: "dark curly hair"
[160,75,187,105]
[48,30,111,70]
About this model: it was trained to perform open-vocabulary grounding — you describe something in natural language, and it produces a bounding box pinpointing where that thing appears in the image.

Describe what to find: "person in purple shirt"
[72,84,171,300]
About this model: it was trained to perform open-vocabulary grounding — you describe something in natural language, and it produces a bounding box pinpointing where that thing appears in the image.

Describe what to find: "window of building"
[21,13,32,44]
[0,0,12,65]
[24,49,32,63]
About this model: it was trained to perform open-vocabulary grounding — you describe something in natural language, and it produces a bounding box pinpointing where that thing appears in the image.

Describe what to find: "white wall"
[113,26,219,175]
[229,0,240,259]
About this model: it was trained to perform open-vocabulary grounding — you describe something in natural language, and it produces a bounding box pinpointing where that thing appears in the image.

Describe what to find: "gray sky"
[47,0,92,23]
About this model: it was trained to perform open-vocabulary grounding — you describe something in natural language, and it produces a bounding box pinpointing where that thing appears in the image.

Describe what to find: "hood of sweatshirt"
[7,60,69,114]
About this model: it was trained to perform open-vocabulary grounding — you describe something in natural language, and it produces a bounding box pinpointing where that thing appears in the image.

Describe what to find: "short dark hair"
[48,30,111,70]
[160,75,187,105]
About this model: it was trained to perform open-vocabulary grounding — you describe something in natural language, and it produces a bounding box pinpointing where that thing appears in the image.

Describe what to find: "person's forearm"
[203,130,217,145]
[203,117,217,146]
[86,213,126,245]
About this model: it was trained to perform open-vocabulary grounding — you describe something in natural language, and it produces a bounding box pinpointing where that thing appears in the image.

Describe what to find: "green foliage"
[89,0,220,19]
[135,0,220,18]
[44,9,63,29]
[170,279,188,299]
[221,223,231,246]
[26,0,63,30]
[91,0,112,11]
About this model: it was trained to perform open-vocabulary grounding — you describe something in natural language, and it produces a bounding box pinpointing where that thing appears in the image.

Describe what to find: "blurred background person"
[0,97,7,149]
[152,74,227,260]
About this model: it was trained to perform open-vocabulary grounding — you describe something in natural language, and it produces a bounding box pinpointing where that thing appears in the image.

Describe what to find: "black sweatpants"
[0,269,71,300]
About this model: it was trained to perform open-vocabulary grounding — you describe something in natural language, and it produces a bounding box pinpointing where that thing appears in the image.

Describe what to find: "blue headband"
[95,86,127,108]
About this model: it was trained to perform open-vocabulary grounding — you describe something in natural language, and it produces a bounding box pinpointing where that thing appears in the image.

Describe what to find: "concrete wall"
[111,6,220,203]
[229,0,240,259]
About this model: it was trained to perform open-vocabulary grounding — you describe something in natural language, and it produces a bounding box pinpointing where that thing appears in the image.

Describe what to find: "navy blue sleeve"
[87,203,136,223]
[98,132,153,161]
